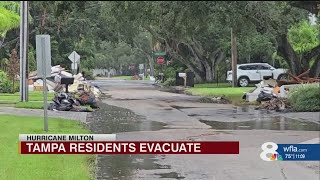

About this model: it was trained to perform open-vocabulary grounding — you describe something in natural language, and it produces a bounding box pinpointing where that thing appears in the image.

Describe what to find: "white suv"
[226,63,288,87]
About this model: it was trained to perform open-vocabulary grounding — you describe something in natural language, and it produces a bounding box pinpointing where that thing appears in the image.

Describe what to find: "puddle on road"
[96,155,182,180]
[200,116,320,131]
[171,105,203,110]
[87,103,166,134]
[88,103,184,180]
[155,172,185,179]
[114,98,147,101]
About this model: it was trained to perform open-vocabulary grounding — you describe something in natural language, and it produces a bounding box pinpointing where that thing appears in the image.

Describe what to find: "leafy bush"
[13,81,19,92]
[288,84,320,112]
[1,80,12,93]
[163,67,177,79]
[81,69,95,80]
[163,78,176,87]
[0,70,7,80]
[0,71,12,93]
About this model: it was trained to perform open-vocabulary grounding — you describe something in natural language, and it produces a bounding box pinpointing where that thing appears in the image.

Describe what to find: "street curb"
[299,138,320,144]
[152,84,189,94]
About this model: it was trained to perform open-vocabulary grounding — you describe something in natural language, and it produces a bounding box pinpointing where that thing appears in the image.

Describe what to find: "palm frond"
[0,7,20,37]
[0,1,20,15]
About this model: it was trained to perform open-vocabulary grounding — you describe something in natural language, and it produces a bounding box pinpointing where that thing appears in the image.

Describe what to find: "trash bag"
[56,103,73,111]
[78,92,98,108]
[48,103,57,110]
[49,92,76,111]
[256,91,276,103]
[49,92,98,111]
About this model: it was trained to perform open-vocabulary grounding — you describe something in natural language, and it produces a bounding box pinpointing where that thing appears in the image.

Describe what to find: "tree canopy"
[0,1,319,80]
[0,1,20,47]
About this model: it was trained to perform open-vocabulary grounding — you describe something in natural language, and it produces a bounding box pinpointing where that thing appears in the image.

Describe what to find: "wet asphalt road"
[88,78,320,180]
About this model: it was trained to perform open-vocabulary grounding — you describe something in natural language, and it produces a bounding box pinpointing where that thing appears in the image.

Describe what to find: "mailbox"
[60,77,74,93]
[178,73,186,78]
[61,77,74,85]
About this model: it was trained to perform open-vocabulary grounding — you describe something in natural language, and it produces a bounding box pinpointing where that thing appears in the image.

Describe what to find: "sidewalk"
[0,107,87,123]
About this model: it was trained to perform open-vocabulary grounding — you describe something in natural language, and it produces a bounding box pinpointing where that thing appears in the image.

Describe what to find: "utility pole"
[19,1,29,102]
[25,1,29,101]
[19,1,25,102]
[231,28,238,87]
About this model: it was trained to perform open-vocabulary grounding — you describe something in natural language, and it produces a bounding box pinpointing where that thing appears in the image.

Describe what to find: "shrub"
[163,67,176,79]
[163,78,176,87]
[13,81,19,92]
[81,69,95,80]
[0,70,7,80]
[0,70,13,93]
[288,84,320,112]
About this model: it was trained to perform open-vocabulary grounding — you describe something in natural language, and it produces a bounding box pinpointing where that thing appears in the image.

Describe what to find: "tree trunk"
[147,54,155,77]
[276,34,302,75]
[12,80,15,94]
[119,64,123,75]
[185,63,205,83]
[231,28,238,87]
[210,51,225,82]
[202,60,214,82]
[309,57,320,77]
[0,36,5,50]
[40,8,47,34]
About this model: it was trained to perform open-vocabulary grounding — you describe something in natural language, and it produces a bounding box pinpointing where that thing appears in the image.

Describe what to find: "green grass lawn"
[187,83,255,105]
[14,102,46,109]
[0,91,54,101]
[0,92,92,110]
[14,102,94,110]
[193,83,255,88]
[111,75,151,80]
[0,115,94,180]
[111,76,133,80]
[0,101,17,104]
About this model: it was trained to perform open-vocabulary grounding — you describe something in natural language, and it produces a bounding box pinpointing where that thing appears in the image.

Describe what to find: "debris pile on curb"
[48,92,95,112]
[253,79,294,111]
[250,70,319,111]
[199,96,231,104]
[277,70,320,86]
[28,65,101,111]
[256,98,292,111]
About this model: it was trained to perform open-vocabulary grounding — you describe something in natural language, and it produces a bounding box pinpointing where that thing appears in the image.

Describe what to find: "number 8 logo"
[260,142,278,161]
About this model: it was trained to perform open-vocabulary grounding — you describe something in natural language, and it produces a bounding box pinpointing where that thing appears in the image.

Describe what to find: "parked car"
[226,63,288,87]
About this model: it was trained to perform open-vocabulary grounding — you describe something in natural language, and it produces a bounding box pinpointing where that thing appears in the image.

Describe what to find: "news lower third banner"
[18,134,239,154]
[260,142,320,161]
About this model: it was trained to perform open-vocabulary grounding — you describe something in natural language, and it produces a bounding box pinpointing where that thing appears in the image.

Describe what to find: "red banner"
[19,141,239,154]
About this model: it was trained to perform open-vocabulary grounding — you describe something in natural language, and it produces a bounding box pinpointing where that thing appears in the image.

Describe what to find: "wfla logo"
[260,142,283,161]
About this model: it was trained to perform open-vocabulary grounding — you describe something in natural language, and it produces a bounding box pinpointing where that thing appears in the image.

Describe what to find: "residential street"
[88,78,320,180]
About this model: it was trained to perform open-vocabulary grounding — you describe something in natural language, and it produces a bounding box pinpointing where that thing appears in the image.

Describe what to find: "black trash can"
[175,72,184,86]
[186,72,195,87]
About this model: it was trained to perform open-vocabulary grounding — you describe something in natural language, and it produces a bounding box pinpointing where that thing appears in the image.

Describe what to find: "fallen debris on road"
[276,70,320,86]
[251,70,320,111]
[199,96,231,104]
[48,92,96,112]
[255,97,293,112]
[29,65,101,111]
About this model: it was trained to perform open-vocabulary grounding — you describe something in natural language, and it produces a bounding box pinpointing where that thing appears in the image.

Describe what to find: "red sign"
[19,141,239,154]
[157,56,165,65]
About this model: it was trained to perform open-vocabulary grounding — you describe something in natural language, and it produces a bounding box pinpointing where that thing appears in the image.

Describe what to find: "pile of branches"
[257,97,293,112]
